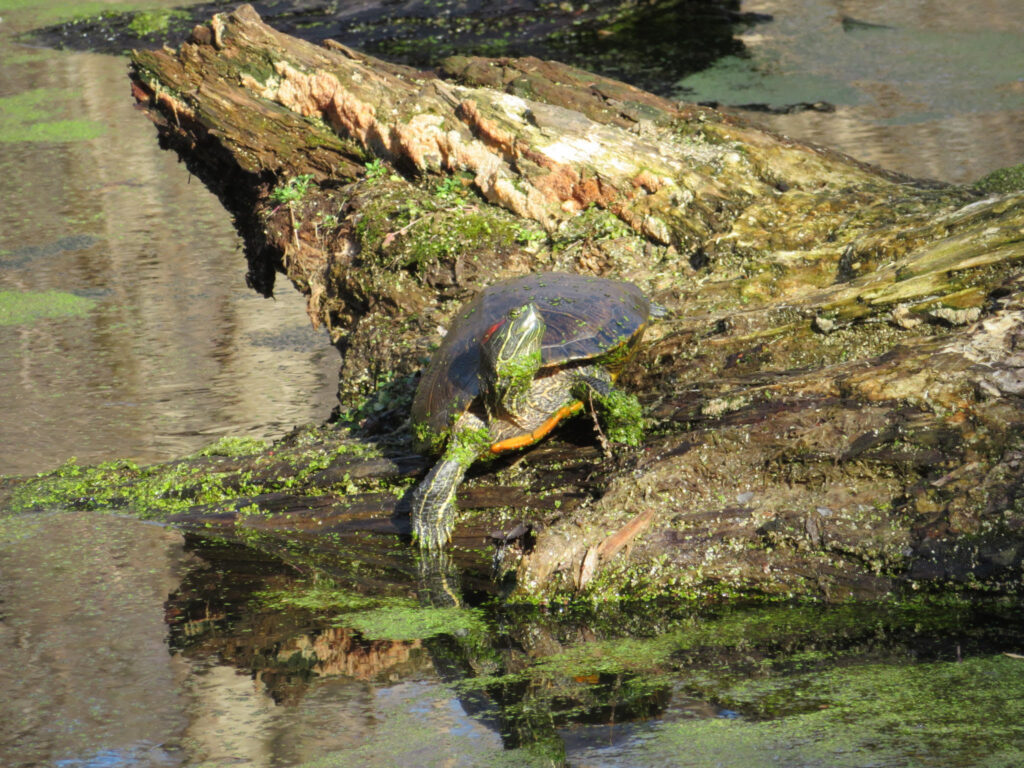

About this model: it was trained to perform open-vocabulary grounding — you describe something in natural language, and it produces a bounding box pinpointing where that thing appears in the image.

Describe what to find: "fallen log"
[26,3,1024,601]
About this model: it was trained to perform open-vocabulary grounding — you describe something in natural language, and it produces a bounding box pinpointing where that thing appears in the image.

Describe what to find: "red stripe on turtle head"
[481,319,505,344]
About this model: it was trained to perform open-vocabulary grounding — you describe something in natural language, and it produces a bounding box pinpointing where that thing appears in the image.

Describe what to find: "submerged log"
[116,4,1024,600]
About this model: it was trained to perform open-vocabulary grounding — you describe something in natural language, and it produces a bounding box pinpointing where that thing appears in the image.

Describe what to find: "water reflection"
[682,0,1024,183]
[3,509,1024,767]
[0,511,192,767]
[0,3,340,477]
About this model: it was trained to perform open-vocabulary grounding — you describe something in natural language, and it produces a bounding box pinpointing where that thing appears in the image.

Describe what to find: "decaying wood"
[118,4,1024,600]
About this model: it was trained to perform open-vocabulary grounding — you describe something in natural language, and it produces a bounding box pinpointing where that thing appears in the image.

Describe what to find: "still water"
[2,0,1024,766]
[3,509,1024,767]
[682,0,1024,184]
[0,0,340,477]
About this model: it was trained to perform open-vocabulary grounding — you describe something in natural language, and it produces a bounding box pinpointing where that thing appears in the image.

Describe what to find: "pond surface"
[680,0,1024,183]
[0,0,340,478]
[2,0,1024,766]
[3,509,1024,767]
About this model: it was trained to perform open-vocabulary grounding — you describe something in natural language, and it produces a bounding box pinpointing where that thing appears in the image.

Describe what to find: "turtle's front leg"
[410,457,469,549]
[410,423,491,549]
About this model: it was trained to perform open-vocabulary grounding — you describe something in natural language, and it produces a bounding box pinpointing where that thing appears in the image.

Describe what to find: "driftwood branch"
[99,3,1024,600]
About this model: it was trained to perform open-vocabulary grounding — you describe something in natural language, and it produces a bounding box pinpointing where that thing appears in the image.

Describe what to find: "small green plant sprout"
[270,173,315,205]
[269,173,315,247]
[364,158,388,181]
[514,224,547,247]
[434,175,465,203]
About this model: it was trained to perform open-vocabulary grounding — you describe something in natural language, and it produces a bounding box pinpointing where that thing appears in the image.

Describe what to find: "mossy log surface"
[50,4,1024,600]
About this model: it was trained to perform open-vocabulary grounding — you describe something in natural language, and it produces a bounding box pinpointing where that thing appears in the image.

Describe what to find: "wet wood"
[108,4,1024,600]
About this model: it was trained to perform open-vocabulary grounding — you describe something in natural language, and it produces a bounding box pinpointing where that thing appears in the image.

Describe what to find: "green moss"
[0,289,95,325]
[193,436,268,458]
[589,387,645,446]
[446,425,492,465]
[352,177,523,273]
[633,655,1024,767]
[974,163,1024,194]
[126,8,186,37]
[339,371,417,427]
[552,204,634,245]
[0,89,106,143]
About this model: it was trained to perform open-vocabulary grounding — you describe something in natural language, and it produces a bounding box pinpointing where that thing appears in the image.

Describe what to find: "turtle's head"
[480,302,544,415]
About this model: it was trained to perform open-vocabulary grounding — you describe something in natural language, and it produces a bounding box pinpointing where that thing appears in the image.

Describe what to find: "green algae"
[437,597,1024,764]
[0,289,95,325]
[256,579,486,641]
[6,454,259,519]
[125,8,187,37]
[193,435,268,459]
[975,163,1024,194]
[346,604,486,642]
[465,598,998,698]
[676,53,865,110]
[256,580,389,613]
[632,655,1024,768]
[0,88,106,143]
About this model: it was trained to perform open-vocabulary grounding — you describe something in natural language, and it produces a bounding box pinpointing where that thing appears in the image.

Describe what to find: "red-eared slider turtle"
[410,272,660,549]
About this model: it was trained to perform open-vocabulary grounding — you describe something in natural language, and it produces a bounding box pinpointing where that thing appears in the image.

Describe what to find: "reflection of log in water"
[161,533,1024,758]
[164,535,673,750]
[166,538,433,705]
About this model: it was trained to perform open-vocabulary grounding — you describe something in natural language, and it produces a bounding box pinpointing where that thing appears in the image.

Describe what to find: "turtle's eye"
[482,320,504,344]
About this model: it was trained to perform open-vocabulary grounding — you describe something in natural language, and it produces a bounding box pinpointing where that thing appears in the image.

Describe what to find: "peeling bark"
[111,4,1024,600]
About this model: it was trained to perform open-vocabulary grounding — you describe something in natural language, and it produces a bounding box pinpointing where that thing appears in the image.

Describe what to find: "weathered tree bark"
[120,4,1024,600]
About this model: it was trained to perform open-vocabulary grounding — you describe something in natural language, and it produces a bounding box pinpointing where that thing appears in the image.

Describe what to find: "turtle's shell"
[412,273,654,448]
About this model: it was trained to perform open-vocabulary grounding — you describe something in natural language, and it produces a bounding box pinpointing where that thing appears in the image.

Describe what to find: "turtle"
[409,272,660,549]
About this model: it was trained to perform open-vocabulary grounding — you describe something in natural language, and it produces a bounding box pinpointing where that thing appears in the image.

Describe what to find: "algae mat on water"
[628,655,1024,768]
[0,290,95,325]
[257,580,487,641]
[0,89,105,143]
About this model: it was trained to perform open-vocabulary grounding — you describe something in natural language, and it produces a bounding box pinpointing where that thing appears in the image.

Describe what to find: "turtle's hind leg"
[571,366,645,447]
